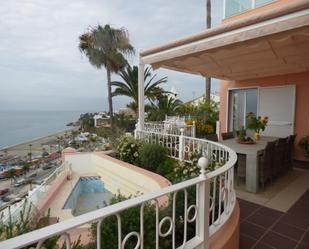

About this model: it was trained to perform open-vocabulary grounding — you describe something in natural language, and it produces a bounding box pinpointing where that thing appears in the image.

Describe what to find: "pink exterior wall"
[219,71,309,162]
[61,147,77,162]
[209,201,240,249]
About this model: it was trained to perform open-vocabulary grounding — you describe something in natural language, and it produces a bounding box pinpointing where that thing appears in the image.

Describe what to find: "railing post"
[134,123,138,139]
[216,120,220,141]
[179,128,184,161]
[192,121,196,138]
[196,157,210,249]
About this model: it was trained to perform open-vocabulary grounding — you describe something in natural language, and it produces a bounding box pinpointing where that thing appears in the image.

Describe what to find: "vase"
[254,132,261,140]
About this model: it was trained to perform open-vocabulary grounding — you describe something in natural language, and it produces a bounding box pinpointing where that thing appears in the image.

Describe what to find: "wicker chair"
[235,153,246,186]
[221,132,234,140]
[258,141,276,189]
[273,137,288,177]
[284,135,296,170]
[206,134,218,142]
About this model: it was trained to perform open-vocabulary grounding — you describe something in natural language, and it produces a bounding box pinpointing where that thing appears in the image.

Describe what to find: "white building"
[93,113,109,128]
[187,92,220,106]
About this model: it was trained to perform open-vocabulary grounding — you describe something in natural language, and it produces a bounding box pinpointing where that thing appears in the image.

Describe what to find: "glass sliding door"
[229,88,257,132]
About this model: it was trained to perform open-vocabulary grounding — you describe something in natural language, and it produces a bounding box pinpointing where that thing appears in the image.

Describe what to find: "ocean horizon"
[0,110,83,149]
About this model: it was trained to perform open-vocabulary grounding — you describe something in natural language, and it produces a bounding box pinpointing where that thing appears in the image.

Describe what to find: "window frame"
[223,0,276,19]
[226,87,259,132]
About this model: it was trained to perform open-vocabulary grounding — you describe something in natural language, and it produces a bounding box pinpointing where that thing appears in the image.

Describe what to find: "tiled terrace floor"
[239,189,309,249]
[236,168,309,212]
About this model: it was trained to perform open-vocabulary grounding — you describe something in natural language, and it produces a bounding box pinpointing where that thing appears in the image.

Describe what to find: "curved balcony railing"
[144,121,196,137]
[0,130,237,249]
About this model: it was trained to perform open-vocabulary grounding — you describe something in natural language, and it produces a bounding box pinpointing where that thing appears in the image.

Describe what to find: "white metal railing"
[0,132,237,249]
[144,122,196,137]
[135,129,237,235]
[0,163,68,224]
[165,115,185,123]
[136,129,229,165]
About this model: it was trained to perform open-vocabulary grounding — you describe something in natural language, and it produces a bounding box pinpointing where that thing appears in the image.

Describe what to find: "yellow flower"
[186,120,194,126]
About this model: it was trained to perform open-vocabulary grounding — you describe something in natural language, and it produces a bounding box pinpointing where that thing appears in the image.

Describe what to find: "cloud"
[0,0,222,111]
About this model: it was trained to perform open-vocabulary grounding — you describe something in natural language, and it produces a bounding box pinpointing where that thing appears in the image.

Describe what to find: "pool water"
[63,176,113,216]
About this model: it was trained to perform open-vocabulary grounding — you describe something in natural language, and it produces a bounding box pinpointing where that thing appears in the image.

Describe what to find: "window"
[255,0,274,7]
[228,88,258,131]
[225,0,275,18]
[225,0,251,18]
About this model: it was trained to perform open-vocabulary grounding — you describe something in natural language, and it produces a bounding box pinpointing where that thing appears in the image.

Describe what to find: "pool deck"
[45,152,171,222]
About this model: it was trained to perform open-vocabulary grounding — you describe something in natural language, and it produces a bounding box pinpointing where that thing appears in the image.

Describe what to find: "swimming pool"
[63,176,113,216]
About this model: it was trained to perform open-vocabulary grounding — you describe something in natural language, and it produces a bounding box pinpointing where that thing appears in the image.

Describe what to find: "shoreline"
[0,127,79,158]
[0,127,77,151]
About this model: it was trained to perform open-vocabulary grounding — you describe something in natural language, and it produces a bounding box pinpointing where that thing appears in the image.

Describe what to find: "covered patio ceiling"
[140,1,309,81]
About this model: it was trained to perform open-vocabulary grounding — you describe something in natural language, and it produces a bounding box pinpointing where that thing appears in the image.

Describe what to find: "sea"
[0,110,83,149]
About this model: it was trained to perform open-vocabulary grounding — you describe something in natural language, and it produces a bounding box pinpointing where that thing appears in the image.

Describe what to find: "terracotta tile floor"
[239,189,309,249]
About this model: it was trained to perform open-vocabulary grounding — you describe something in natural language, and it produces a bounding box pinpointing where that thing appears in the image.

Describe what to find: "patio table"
[220,136,277,193]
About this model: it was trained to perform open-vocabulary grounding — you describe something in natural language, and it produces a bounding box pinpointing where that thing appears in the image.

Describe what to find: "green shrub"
[168,161,200,183]
[139,144,167,172]
[92,194,163,249]
[117,135,142,165]
[156,157,177,177]
[0,205,83,249]
[92,193,196,249]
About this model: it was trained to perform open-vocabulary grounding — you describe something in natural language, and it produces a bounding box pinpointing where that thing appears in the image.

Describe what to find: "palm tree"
[205,0,212,102]
[147,96,183,121]
[7,168,16,185]
[112,65,168,114]
[28,144,32,162]
[22,163,30,174]
[79,24,135,127]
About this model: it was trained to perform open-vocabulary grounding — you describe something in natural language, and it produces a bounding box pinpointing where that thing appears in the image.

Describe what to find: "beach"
[0,128,77,158]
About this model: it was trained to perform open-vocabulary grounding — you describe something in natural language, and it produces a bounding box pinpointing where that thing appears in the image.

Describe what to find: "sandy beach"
[0,128,78,158]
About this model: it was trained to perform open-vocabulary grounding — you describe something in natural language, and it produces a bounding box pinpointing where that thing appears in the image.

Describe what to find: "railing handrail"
[0,177,204,249]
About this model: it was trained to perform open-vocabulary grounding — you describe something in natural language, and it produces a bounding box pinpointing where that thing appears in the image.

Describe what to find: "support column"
[216,120,220,141]
[138,60,145,131]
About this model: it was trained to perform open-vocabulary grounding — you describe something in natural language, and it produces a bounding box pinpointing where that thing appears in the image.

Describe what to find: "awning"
[140,0,309,81]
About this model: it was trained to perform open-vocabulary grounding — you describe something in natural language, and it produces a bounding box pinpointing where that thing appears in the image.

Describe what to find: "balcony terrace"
[0,126,240,249]
[1,1,309,248]
[1,118,308,249]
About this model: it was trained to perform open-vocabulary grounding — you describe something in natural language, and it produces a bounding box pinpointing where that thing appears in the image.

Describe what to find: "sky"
[0,0,223,112]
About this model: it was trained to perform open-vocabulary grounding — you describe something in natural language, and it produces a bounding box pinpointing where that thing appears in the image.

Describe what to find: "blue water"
[0,110,82,149]
[64,177,113,215]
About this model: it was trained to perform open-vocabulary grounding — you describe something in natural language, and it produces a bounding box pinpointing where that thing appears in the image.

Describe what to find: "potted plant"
[299,136,309,157]
[237,126,255,144]
[246,112,268,140]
